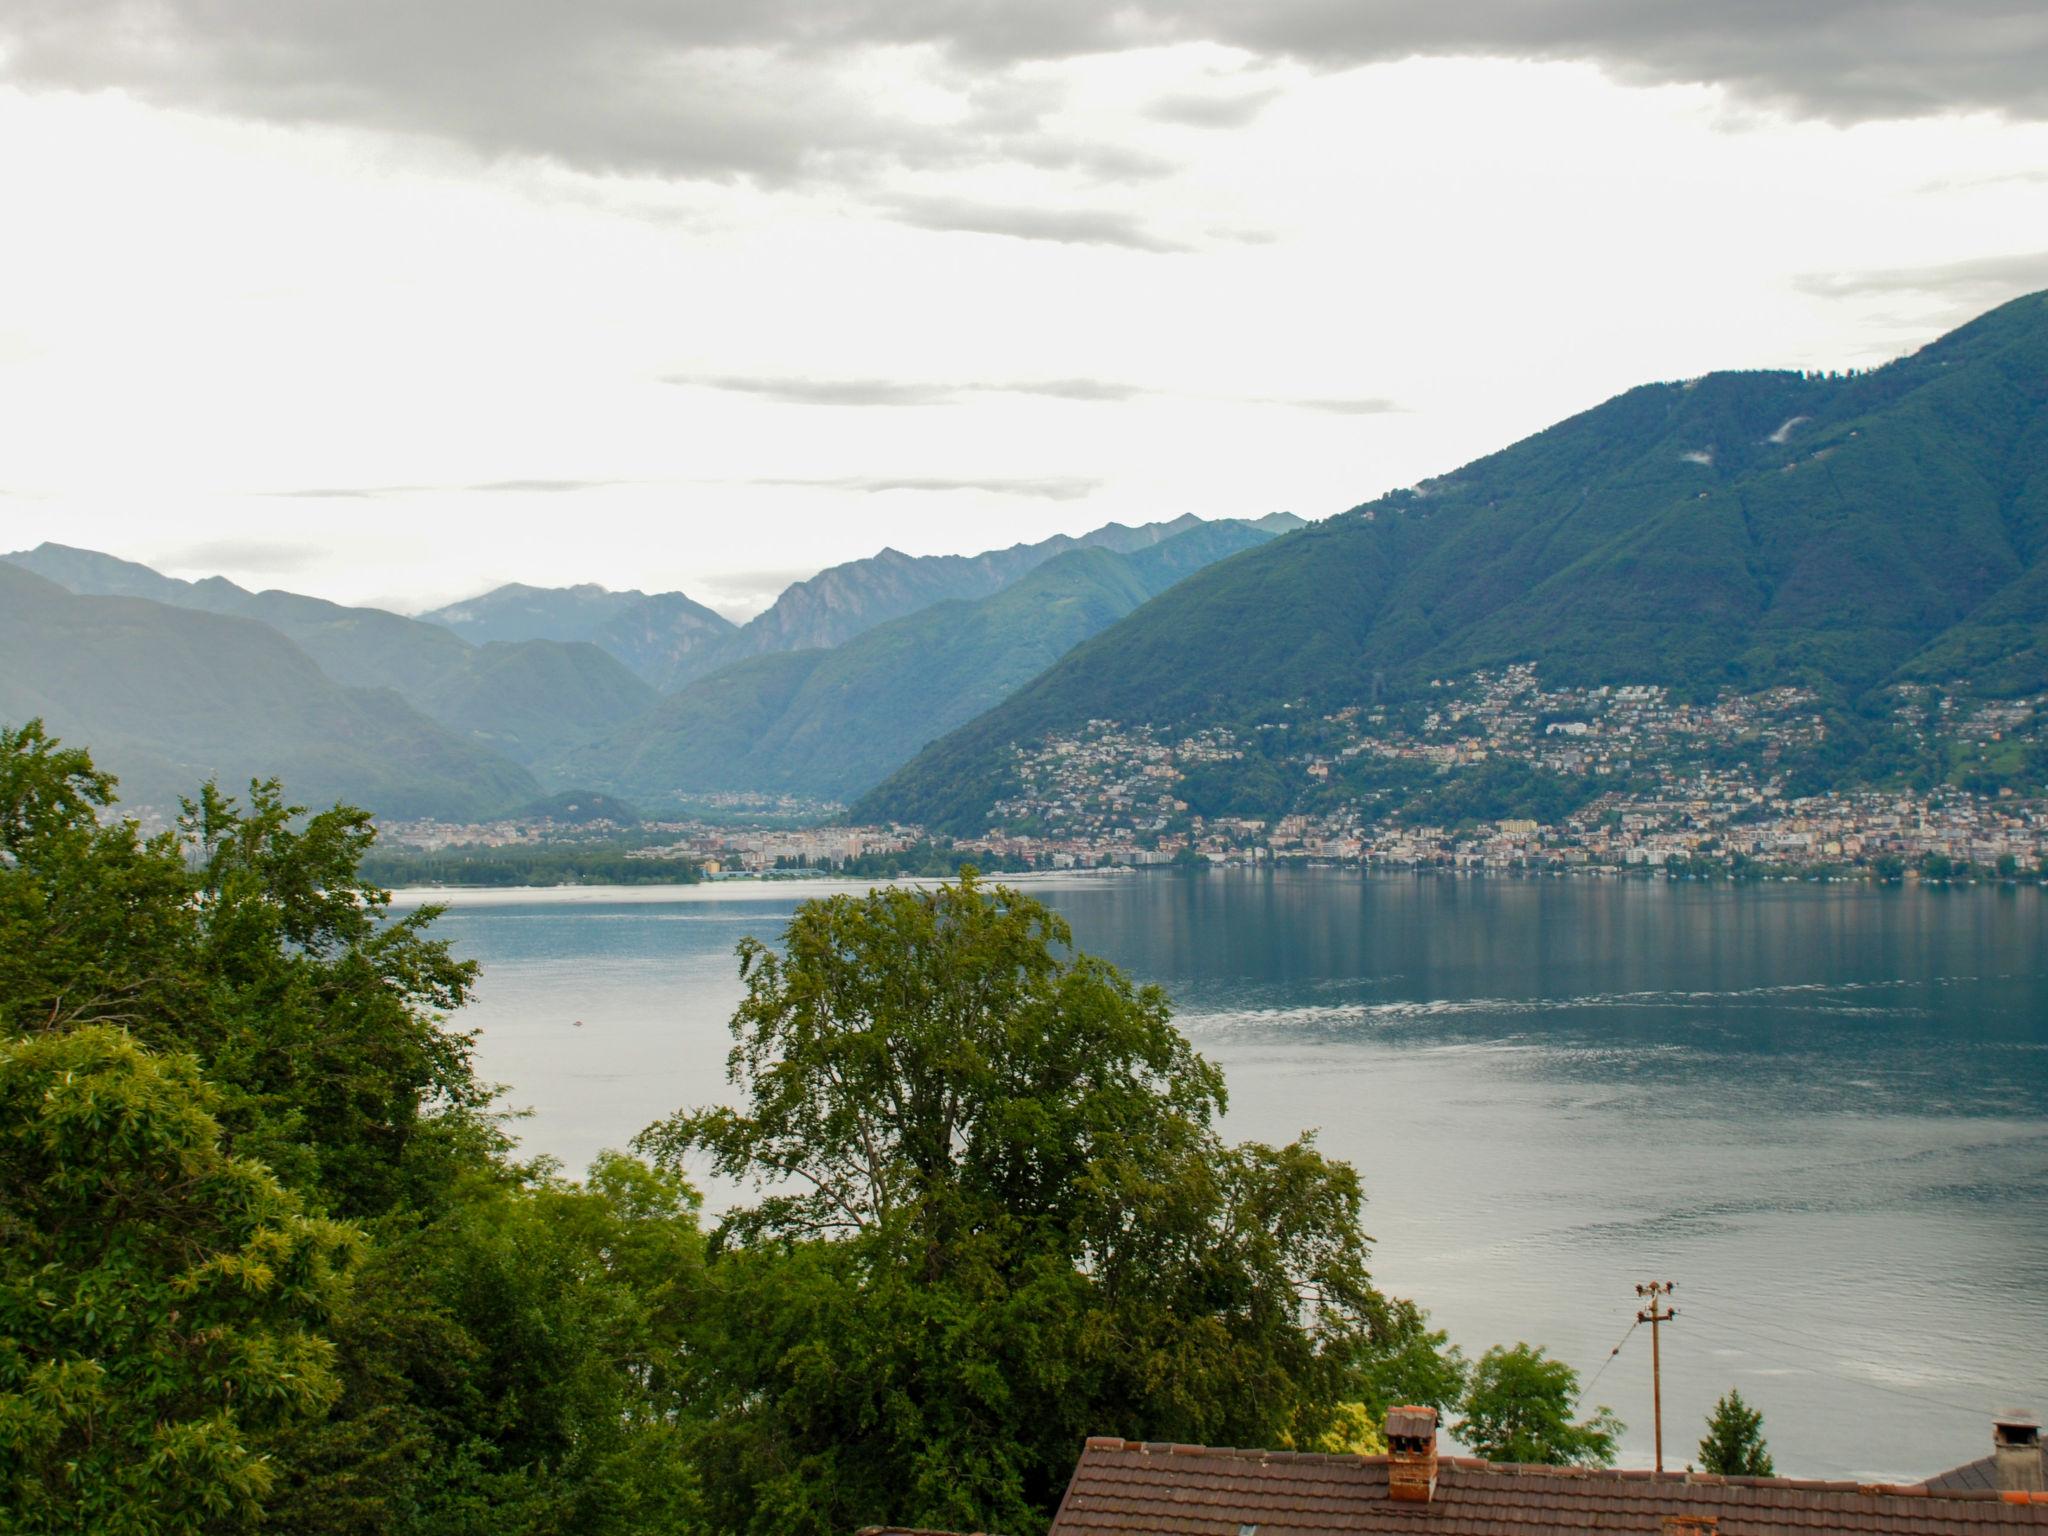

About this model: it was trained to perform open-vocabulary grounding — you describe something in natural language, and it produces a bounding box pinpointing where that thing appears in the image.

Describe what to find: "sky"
[3,2,2047,619]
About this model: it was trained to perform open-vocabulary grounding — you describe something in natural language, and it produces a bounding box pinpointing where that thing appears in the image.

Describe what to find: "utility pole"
[1635,1281,1678,1475]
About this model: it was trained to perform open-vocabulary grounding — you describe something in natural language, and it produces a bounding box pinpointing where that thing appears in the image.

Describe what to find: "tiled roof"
[1926,1456,2004,1495]
[1049,1439,2048,1535]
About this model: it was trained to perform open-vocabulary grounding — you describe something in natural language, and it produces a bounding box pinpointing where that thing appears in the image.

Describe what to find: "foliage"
[0,722,707,1535]
[266,1152,707,1536]
[1698,1389,1774,1476]
[0,723,485,1216]
[6,722,1599,1535]
[0,1025,355,1535]
[362,840,701,888]
[1453,1344,1622,1467]
[638,870,1415,1533]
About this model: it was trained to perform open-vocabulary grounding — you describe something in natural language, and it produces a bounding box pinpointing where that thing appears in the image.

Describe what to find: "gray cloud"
[674,376,959,407]
[258,477,641,498]
[152,538,322,573]
[672,374,1410,416]
[1008,378,1149,402]
[471,477,634,493]
[878,193,1195,252]
[1145,86,1285,129]
[764,474,1104,500]
[4,0,2046,202]
[259,468,1101,502]
[1278,395,1406,415]
[1794,249,2048,300]
[1912,167,2048,195]
[670,374,1150,406]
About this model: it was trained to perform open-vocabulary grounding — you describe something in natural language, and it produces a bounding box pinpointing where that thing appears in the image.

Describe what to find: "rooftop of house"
[1047,1436,2048,1536]
[1926,1420,2048,1499]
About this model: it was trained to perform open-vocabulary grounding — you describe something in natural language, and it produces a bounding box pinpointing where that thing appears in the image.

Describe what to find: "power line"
[1585,1317,1641,1393]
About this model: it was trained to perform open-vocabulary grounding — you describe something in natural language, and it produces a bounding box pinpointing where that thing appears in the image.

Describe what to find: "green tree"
[0,722,484,1219]
[1697,1388,1774,1476]
[639,871,1420,1535]
[268,1151,708,1536]
[0,1026,355,1535]
[1453,1344,1622,1467]
[2,723,709,1536]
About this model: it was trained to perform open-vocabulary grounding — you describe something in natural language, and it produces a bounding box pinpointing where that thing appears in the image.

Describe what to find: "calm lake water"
[392,869,2048,1483]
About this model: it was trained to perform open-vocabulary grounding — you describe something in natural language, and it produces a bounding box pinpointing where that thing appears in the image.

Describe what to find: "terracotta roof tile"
[1046,1443,2048,1536]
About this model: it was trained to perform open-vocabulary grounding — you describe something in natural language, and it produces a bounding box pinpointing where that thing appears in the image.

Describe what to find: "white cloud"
[0,42,2046,615]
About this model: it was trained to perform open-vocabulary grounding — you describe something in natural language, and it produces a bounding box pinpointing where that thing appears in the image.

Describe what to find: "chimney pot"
[1994,1416,2044,1494]
[1386,1405,1438,1504]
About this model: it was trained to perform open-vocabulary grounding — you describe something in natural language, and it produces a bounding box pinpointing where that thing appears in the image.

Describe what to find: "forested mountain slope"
[704,512,1302,664]
[556,518,1285,803]
[0,564,538,818]
[4,544,654,767]
[861,290,2048,832]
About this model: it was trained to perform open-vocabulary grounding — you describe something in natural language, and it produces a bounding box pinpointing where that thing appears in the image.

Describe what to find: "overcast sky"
[4,3,2047,618]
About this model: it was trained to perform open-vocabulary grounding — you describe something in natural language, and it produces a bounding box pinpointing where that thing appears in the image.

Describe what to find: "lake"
[391,868,2048,1484]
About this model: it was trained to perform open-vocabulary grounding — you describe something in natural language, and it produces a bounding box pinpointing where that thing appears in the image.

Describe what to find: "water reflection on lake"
[394,870,2048,1483]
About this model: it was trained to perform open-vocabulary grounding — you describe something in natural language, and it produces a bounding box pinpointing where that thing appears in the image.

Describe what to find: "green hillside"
[419,639,656,765]
[0,565,538,818]
[554,519,1282,804]
[2,544,654,767]
[702,512,1303,668]
[861,291,2048,832]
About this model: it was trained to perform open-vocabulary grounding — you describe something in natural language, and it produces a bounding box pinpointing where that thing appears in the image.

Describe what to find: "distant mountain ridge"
[2,511,1299,818]
[419,582,736,692]
[0,563,537,818]
[4,544,653,766]
[554,517,1288,803]
[860,290,2048,833]
[419,513,1304,690]
[716,512,1302,663]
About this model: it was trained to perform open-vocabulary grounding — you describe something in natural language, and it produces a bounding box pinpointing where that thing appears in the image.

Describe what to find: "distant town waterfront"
[396,868,2048,1486]
[378,671,2048,883]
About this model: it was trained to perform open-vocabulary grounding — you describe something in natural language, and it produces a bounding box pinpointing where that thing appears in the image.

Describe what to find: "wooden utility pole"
[1635,1281,1678,1474]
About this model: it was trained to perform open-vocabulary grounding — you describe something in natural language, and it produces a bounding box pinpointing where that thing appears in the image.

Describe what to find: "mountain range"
[417,511,1301,690]
[0,563,538,819]
[859,290,2048,832]
[554,517,1286,802]
[1,513,1297,817]
[11,292,2046,834]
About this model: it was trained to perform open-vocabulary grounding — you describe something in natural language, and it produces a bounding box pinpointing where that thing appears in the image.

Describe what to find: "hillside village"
[954,667,2048,877]
[375,667,2048,883]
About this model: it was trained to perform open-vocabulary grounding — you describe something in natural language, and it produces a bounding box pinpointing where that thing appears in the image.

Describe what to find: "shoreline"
[383,861,2048,900]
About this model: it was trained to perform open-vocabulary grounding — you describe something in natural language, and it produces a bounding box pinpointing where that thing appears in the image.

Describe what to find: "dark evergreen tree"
[1698,1388,1775,1476]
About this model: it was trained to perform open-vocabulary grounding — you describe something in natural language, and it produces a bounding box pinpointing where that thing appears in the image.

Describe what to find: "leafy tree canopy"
[0,1025,354,1535]
[0,720,483,1217]
[639,870,1434,1534]
[1,721,707,1536]
[1454,1343,1623,1467]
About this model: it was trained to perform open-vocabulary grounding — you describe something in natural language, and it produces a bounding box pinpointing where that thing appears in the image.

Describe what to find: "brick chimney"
[1994,1416,2044,1493]
[1386,1406,1438,1503]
